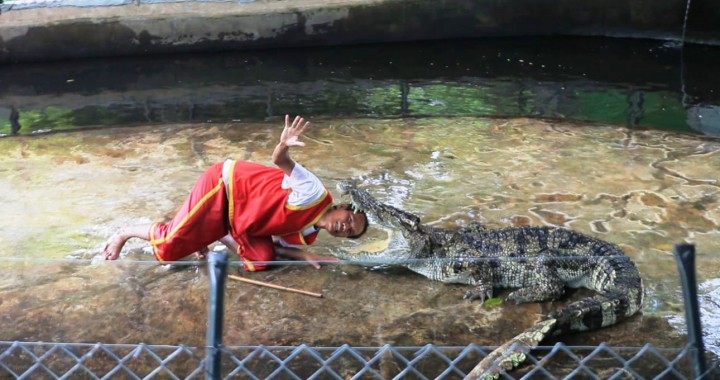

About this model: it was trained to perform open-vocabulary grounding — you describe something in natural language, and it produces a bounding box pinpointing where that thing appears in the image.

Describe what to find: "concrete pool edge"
[1,0,719,64]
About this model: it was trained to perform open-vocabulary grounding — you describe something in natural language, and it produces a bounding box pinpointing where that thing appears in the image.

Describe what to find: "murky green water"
[0,117,718,375]
[2,37,720,138]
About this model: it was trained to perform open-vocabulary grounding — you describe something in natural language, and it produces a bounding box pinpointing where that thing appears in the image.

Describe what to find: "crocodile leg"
[505,280,565,304]
[505,253,567,304]
[463,283,494,303]
[456,259,495,303]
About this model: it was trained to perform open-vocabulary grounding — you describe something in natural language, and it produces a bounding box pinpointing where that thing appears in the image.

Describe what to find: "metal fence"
[1,341,719,379]
[1,245,719,379]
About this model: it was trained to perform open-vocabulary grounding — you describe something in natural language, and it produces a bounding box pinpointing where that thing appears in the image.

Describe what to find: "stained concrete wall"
[0,0,718,64]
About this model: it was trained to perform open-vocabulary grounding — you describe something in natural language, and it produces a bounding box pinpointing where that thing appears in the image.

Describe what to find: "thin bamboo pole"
[228,274,323,298]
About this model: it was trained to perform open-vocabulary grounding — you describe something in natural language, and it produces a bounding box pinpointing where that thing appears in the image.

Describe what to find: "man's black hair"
[345,203,369,239]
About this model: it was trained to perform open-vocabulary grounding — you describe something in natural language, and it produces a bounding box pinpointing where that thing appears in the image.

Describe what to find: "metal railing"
[1,244,719,379]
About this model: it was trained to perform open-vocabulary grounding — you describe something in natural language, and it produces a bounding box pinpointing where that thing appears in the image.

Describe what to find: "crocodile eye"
[452,260,464,273]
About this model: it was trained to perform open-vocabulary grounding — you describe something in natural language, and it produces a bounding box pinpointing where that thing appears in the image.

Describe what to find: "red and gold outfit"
[149,160,332,270]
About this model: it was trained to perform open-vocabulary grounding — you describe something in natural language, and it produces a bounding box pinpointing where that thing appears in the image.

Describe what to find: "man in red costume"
[101,115,368,271]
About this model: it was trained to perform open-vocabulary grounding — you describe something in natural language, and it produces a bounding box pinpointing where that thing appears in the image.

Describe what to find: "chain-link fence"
[1,341,719,379]
[2,245,719,379]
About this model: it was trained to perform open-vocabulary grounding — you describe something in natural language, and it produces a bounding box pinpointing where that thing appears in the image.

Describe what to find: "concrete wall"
[0,0,718,64]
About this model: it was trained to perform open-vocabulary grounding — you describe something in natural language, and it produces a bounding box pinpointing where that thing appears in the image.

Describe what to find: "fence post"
[673,243,707,379]
[206,250,228,380]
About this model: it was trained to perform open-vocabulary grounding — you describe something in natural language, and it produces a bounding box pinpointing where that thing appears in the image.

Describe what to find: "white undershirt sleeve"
[281,162,327,207]
[276,164,325,248]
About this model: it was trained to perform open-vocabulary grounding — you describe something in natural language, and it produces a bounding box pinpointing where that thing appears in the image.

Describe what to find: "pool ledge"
[1,0,718,64]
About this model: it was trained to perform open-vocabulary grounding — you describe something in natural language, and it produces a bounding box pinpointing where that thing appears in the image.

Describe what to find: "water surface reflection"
[0,117,718,370]
[1,37,720,137]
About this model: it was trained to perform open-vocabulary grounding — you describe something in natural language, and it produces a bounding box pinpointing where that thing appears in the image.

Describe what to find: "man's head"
[322,204,368,239]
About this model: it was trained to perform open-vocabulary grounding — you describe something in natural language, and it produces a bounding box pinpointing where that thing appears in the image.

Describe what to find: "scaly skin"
[334,181,644,379]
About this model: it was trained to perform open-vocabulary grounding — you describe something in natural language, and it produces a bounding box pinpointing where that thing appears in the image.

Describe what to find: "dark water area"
[1,36,720,137]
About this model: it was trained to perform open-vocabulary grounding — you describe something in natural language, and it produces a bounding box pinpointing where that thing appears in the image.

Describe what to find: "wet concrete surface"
[0,117,719,376]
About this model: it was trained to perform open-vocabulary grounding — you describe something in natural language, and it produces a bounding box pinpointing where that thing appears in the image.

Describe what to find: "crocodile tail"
[548,285,643,336]
[464,318,558,380]
[465,284,643,379]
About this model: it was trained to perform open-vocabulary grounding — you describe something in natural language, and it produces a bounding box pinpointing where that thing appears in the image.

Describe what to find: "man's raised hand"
[280,115,310,147]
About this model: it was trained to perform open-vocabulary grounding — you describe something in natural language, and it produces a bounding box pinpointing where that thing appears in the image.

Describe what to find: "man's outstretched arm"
[272,115,310,175]
[275,246,338,269]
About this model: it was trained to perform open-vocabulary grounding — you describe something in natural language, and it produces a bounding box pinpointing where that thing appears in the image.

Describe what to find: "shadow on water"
[1,36,720,137]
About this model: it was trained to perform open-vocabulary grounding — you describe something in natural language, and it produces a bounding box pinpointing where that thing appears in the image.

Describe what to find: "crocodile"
[332,181,644,379]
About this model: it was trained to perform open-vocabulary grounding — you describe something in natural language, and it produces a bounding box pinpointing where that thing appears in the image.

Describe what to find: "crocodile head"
[332,180,424,264]
[337,180,421,232]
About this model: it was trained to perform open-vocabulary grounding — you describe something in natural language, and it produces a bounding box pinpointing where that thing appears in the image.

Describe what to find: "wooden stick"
[228,274,323,298]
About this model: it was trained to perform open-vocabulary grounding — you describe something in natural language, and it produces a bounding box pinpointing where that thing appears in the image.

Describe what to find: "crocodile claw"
[463,285,493,303]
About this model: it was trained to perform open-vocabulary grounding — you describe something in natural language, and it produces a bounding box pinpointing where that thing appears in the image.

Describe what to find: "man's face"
[326,205,367,238]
